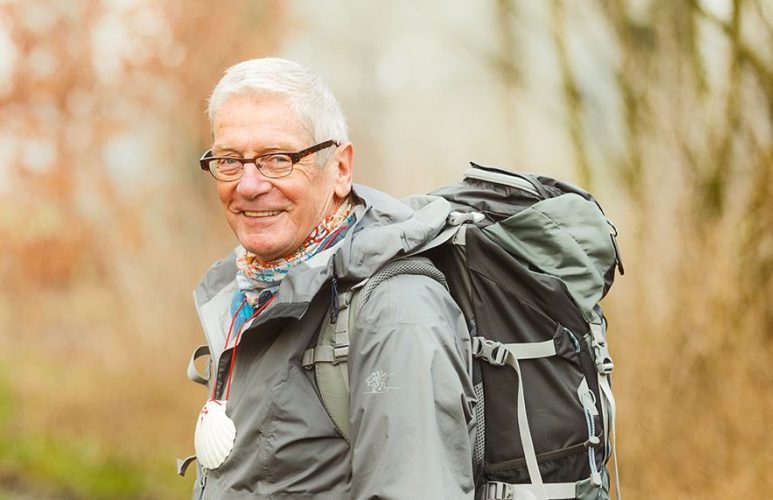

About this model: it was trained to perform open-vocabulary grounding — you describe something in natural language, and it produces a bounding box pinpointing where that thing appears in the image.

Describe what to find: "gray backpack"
[302,164,624,500]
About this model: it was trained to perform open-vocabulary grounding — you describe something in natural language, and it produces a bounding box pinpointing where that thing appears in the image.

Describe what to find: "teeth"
[243,210,281,217]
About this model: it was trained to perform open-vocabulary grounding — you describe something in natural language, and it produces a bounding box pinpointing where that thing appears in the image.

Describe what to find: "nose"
[235,163,272,199]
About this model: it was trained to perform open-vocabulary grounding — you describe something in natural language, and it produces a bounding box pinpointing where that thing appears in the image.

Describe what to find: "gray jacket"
[191,184,476,499]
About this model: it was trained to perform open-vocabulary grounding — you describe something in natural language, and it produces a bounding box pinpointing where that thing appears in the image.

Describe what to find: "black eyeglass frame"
[199,140,340,181]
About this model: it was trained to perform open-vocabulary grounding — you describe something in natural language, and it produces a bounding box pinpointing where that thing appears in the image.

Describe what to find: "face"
[211,93,353,262]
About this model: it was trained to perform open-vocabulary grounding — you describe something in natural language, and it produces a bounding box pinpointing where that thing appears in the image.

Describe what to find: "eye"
[259,154,294,176]
[214,158,242,173]
[264,154,292,166]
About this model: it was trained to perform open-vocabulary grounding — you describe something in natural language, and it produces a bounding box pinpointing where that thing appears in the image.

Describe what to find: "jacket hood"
[330,185,452,280]
[193,184,453,355]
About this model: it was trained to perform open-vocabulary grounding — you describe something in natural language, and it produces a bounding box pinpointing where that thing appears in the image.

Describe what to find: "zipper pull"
[330,259,340,324]
[577,378,599,416]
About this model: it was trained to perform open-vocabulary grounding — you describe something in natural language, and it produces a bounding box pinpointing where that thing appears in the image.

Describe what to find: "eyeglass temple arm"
[292,140,339,162]
[199,150,214,171]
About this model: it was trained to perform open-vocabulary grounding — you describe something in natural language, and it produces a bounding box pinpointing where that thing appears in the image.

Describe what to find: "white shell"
[194,400,236,469]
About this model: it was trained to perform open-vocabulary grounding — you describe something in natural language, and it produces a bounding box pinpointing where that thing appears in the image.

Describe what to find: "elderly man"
[188,58,475,499]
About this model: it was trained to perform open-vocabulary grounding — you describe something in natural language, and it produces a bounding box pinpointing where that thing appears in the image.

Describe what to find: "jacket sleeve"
[348,273,476,500]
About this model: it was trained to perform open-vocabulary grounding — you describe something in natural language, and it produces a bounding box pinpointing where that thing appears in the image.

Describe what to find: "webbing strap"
[471,337,557,366]
[470,336,558,499]
[590,310,621,499]
[598,373,621,500]
[503,340,557,360]
[503,352,548,500]
[313,288,356,443]
[597,373,609,460]
[484,480,577,499]
[302,344,350,368]
[187,345,211,386]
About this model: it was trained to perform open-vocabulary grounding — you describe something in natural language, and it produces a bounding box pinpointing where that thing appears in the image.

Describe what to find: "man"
[188,58,475,499]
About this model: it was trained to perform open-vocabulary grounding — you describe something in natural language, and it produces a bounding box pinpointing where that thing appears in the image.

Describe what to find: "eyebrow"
[211,144,296,156]
[211,144,245,155]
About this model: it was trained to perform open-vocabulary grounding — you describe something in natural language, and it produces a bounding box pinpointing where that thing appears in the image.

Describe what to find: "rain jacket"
[191,184,477,499]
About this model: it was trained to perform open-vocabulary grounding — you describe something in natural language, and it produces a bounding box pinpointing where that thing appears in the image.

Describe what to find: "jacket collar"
[193,184,453,352]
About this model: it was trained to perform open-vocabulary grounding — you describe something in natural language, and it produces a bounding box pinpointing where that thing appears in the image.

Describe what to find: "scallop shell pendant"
[194,400,236,469]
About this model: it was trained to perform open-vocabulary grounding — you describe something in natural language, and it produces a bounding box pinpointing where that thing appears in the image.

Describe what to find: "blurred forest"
[0,0,771,499]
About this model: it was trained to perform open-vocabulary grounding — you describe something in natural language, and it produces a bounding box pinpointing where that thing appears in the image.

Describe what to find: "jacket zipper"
[198,468,207,500]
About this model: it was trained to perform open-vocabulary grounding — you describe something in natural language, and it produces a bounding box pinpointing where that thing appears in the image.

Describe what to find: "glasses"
[199,140,339,181]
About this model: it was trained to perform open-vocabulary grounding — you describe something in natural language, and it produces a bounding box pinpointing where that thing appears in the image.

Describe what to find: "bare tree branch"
[550,0,593,189]
[595,0,650,200]
[690,0,773,88]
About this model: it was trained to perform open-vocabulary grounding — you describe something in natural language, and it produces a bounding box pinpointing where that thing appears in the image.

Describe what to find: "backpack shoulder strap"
[302,257,446,443]
[306,288,356,442]
[353,257,447,315]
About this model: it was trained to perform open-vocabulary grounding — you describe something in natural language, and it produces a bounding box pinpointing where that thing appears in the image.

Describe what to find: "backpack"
[301,163,624,500]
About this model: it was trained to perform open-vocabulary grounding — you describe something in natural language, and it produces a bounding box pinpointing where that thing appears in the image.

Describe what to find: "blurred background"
[0,0,771,498]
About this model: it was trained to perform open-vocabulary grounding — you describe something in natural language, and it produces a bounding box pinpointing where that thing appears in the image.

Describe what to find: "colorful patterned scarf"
[231,198,356,327]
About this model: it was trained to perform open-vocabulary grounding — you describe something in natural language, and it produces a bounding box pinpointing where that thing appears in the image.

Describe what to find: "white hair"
[207,58,349,165]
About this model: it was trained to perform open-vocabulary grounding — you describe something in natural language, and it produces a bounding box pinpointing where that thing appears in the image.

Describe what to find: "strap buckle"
[471,337,508,366]
[590,322,614,375]
[448,210,485,226]
[332,344,349,365]
[593,342,614,375]
[302,344,350,369]
[484,481,514,499]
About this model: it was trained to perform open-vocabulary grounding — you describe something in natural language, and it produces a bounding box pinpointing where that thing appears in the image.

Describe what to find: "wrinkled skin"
[211,93,353,261]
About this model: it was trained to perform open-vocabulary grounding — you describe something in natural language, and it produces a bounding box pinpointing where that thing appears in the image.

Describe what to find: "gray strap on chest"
[301,290,354,369]
[301,343,349,366]
[303,287,355,441]
[302,258,447,443]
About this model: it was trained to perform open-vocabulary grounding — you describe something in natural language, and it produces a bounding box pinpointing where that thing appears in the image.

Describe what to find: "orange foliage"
[0,1,285,497]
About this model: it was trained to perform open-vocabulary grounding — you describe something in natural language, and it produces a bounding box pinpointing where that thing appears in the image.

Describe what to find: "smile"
[243,210,283,218]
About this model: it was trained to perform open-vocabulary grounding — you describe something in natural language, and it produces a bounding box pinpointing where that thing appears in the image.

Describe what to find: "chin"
[242,245,274,260]
[240,240,284,262]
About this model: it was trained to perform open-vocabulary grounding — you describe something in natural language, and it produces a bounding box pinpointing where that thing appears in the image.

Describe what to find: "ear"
[332,142,354,199]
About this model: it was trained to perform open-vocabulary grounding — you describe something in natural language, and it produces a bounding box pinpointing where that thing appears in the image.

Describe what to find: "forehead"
[211,93,313,151]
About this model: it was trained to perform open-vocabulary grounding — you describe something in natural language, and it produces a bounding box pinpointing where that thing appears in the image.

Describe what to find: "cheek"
[217,184,234,207]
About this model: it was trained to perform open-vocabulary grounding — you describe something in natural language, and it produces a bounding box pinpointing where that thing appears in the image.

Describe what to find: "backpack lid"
[482,193,617,320]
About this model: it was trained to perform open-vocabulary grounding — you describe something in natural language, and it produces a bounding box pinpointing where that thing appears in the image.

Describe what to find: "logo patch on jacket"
[364,370,398,394]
